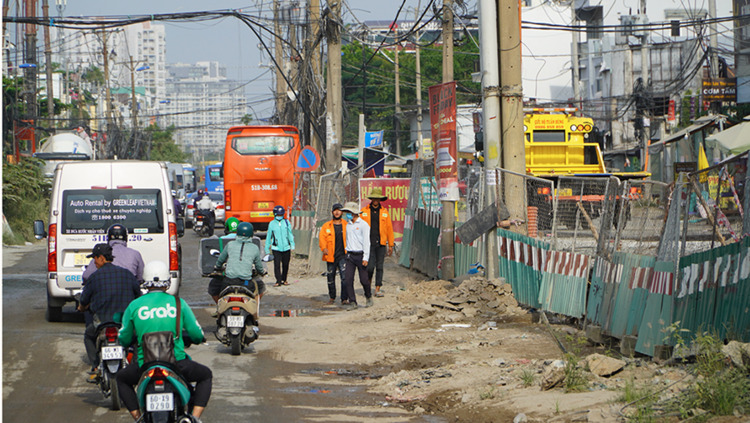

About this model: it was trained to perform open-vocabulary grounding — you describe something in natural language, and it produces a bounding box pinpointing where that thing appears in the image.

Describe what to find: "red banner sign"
[668,99,676,123]
[359,178,410,243]
[428,82,459,201]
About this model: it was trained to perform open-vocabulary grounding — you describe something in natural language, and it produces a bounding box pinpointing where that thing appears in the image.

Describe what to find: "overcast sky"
[6,0,738,115]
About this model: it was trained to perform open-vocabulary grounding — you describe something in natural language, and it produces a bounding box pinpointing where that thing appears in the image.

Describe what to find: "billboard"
[428,82,459,201]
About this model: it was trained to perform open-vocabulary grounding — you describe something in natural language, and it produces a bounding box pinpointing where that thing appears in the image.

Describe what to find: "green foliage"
[617,377,655,404]
[240,114,253,125]
[562,352,588,392]
[146,124,190,163]
[519,369,536,388]
[2,158,51,243]
[81,66,105,85]
[479,385,495,400]
[340,38,481,153]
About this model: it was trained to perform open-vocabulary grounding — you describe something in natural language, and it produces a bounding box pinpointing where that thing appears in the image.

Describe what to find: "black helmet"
[107,223,128,242]
[237,222,254,237]
[273,205,285,216]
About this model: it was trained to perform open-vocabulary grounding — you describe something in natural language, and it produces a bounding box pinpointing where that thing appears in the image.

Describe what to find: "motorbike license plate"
[226,315,244,328]
[146,393,174,412]
[101,346,123,360]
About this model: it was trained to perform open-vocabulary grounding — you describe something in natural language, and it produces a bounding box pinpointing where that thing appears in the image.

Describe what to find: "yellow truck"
[524,108,650,229]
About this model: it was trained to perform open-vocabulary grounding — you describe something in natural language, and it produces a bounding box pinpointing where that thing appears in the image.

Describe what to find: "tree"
[241,114,253,125]
[146,124,191,162]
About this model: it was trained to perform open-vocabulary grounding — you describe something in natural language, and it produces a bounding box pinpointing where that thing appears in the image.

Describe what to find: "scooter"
[215,279,261,355]
[192,210,211,238]
[95,322,127,410]
[135,336,196,423]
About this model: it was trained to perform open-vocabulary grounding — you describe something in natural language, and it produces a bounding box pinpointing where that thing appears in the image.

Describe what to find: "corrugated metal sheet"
[497,229,550,308]
[634,260,675,356]
[538,251,591,318]
[399,208,415,268]
[410,208,441,278]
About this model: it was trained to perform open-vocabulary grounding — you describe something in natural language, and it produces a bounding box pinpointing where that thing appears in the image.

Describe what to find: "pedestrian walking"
[319,203,347,304]
[340,202,372,308]
[360,187,394,297]
[265,205,295,286]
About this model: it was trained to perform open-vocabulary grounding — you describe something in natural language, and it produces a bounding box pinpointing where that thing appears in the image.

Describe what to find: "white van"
[34,160,185,322]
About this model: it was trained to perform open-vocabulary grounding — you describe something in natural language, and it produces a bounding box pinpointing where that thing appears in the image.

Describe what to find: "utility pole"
[101,29,112,131]
[24,0,39,148]
[325,0,343,173]
[415,7,424,154]
[394,30,402,156]
[479,0,500,278]
[42,0,54,126]
[274,0,285,122]
[306,0,322,152]
[570,0,580,108]
[709,0,719,78]
[440,0,455,280]
[640,0,649,162]
[499,0,525,235]
[130,55,138,131]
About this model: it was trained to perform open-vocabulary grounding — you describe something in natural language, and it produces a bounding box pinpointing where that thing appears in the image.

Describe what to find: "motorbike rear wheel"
[230,333,241,355]
[109,376,121,410]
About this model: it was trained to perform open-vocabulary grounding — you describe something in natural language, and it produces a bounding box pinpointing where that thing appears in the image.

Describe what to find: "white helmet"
[142,261,171,290]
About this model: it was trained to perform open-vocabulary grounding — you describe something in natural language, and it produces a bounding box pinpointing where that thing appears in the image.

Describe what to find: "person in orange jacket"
[319,203,347,304]
[359,187,394,297]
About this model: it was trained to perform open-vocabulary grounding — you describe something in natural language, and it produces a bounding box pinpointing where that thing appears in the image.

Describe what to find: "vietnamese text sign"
[365,130,384,148]
[359,178,410,243]
[702,78,737,102]
[428,82,459,201]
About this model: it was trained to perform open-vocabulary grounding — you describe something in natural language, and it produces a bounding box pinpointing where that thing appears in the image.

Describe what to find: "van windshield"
[61,189,164,234]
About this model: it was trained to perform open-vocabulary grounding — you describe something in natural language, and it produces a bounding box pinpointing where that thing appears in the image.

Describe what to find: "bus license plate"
[257,202,270,209]
[146,393,174,412]
[101,346,123,360]
[74,253,90,266]
[226,315,244,328]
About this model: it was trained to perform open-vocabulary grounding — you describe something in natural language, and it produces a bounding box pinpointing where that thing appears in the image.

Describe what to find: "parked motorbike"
[95,322,127,410]
[193,210,212,237]
[135,336,196,423]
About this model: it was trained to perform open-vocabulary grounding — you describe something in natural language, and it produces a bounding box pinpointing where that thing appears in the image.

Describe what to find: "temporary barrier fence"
[291,172,319,257]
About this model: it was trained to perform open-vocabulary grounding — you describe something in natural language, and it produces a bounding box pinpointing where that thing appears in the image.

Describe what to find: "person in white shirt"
[339,202,373,308]
[196,194,216,236]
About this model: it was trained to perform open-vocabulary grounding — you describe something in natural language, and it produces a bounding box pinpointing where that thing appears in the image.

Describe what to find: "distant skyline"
[5,0,738,116]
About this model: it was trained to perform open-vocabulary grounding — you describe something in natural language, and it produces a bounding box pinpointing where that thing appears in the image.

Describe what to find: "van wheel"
[46,305,63,322]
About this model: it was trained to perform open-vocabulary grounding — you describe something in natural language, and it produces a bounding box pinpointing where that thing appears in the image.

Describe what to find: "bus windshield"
[232,136,294,155]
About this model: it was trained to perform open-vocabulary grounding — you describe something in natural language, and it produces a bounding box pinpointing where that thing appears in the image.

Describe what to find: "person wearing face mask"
[265,205,295,286]
[319,203,347,304]
[339,202,372,309]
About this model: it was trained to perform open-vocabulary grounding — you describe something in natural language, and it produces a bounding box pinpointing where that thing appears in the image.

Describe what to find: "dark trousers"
[84,323,98,367]
[342,252,371,304]
[326,257,346,300]
[367,244,387,287]
[273,250,291,283]
[197,210,215,236]
[117,359,213,412]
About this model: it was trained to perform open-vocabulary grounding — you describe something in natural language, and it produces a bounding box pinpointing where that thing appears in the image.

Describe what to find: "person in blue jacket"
[265,205,295,286]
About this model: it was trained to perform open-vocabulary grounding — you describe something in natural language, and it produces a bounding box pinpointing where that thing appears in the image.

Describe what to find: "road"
[2,231,419,422]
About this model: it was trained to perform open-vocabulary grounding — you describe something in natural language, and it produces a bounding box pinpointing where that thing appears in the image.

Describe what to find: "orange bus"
[223,125,302,230]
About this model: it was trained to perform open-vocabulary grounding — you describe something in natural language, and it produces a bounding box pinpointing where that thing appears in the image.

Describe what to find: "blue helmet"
[273,205,285,216]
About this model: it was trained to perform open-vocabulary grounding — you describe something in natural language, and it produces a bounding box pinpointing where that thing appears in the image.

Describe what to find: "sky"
[5,0,738,116]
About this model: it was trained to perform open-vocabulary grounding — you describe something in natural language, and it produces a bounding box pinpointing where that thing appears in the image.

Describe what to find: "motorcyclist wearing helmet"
[223,217,240,238]
[78,243,141,381]
[205,217,241,306]
[82,223,145,283]
[265,205,295,286]
[210,222,266,304]
[195,191,216,236]
[117,261,211,422]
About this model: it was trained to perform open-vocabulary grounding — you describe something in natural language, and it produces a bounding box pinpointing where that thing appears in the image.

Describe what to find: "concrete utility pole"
[394,33,402,156]
[42,0,54,124]
[709,0,719,78]
[24,0,39,148]
[479,0,500,279]
[415,7,424,153]
[101,29,112,131]
[130,55,138,131]
[307,0,323,153]
[499,0,526,235]
[325,0,343,173]
[570,0,580,108]
[274,0,285,121]
[440,0,455,280]
[640,0,649,161]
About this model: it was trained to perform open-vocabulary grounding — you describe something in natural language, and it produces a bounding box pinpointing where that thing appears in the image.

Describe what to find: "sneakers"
[342,302,357,310]
[374,290,384,297]
[327,298,336,305]
[365,297,374,307]
[86,373,100,384]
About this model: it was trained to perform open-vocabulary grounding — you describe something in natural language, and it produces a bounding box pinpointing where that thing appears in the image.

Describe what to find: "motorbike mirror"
[210,249,221,257]
[262,254,274,262]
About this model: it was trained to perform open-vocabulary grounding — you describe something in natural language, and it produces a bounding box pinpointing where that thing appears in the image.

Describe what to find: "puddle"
[300,368,383,380]
[269,309,312,317]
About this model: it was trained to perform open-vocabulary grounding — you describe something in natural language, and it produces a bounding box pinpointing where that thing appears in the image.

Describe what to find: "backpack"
[140,295,182,364]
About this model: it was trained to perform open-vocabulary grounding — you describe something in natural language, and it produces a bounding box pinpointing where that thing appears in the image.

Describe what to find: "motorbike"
[135,335,196,423]
[192,210,212,237]
[95,322,127,410]
[215,280,261,355]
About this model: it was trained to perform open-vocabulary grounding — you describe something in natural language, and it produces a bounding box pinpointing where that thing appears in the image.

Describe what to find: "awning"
[705,121,750,155]
[648,115,726,154]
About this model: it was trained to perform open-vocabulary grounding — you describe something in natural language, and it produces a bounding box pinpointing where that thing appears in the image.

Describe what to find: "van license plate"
[146,393,174,412]
[226,315,244,327]
[74,253,90,266]
[101,346,123,360]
